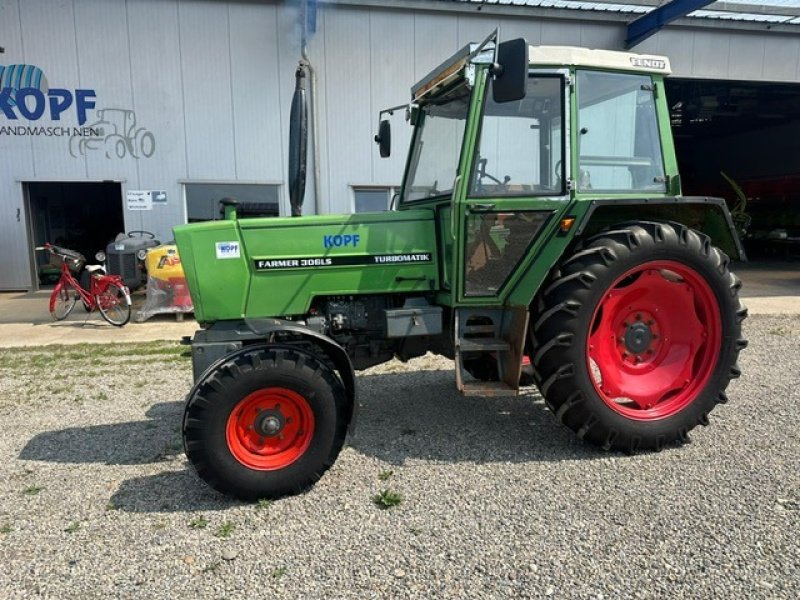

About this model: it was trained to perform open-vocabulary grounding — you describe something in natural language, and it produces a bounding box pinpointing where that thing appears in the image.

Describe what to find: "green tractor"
[174,36,747,500]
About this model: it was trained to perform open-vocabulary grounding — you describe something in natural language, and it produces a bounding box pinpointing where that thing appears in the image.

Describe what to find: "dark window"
[354,188,392,213]
[185,183,281,222]
[464,211,549,296]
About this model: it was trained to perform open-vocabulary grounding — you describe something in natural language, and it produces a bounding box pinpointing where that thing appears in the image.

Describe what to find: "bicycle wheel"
[50,281,78,320]
[95,282,131,326]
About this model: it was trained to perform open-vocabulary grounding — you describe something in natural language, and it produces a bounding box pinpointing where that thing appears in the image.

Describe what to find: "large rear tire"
[183,345,348,501]
[50,282,77,321]
[531,221,747,452]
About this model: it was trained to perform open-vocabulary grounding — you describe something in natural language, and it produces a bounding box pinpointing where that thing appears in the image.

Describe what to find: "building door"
[26,182,123,290]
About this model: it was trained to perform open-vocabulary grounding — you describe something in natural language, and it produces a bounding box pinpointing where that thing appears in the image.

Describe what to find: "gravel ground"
[0,315,798,599]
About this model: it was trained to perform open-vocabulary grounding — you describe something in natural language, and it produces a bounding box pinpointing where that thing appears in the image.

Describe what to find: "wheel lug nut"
[647,319,654,326]
[636,313,642,320]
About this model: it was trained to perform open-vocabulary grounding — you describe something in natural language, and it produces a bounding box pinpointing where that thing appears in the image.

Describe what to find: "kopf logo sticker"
[215,241,240,259]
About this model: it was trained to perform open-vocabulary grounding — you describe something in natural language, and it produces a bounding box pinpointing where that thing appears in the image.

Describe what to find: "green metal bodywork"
[175,55,742,325]
[174,211,438,323]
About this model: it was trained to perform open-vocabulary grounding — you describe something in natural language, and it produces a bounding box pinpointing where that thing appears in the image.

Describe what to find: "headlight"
[137,249,148,260]
[95,251,106,262]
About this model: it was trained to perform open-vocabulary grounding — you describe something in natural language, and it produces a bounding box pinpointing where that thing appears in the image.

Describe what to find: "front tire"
[50,282,77,320]
[183,345,348,501]
[532,221,747,452]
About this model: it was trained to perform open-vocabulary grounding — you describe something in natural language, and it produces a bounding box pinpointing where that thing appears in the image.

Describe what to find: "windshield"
[401,86,470,203]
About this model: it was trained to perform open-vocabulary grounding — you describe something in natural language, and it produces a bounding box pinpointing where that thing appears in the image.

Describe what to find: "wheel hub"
[255,410,284,437]
[624,322,652,354]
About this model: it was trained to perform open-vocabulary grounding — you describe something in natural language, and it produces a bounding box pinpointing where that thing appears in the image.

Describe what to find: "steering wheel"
[128,230,155,239]
[476,157,510,192]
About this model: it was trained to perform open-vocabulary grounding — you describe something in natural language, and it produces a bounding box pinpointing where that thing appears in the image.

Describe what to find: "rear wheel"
[50,282,78,320]
[532,221,747,452]
[183,345,348,501]
[95,282,131,326]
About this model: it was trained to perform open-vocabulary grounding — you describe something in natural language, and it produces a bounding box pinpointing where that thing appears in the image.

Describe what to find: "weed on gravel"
[372,489,403,509]
[214,522,236,538]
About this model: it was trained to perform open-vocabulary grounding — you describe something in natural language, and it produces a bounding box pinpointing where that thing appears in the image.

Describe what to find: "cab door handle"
[468,203,496,213]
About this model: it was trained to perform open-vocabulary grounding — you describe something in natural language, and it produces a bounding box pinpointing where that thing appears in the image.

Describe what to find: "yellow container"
[145,244,185,282]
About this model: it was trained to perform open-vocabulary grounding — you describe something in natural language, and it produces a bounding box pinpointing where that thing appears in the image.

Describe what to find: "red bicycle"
[36,243,132,327]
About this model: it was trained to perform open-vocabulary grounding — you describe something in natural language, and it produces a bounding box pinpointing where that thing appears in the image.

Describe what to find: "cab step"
[461,381,517,397]
[454,307,529,396]
[458,337,510,352]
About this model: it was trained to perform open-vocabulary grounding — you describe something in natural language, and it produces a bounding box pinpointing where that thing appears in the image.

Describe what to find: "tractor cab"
[380,39,679,308]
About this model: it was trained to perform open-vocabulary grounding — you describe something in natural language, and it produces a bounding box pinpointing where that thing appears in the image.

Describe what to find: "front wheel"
[50,282,77,320]
[183,345,348,501]
[532,221,747,452]
[95,282,131,326]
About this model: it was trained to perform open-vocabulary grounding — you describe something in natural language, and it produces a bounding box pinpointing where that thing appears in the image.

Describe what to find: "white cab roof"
[529,46,672,75]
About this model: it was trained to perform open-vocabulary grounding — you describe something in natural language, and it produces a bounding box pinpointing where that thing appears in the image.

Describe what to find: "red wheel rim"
[225,387,315,470]
[586,260,721,421]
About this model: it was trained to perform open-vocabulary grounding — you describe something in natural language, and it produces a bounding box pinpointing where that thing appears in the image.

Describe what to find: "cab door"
[455,70,570,304]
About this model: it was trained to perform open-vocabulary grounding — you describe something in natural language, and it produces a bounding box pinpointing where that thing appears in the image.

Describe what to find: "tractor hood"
[174,210,439,323]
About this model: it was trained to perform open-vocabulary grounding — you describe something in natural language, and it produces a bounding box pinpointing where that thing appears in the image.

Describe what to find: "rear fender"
[575,197,746,260]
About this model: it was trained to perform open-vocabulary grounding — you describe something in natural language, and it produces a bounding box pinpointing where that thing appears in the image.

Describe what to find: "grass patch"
[190,516,209,530]
[64,522,81,533]
[271,567,287,579]
[378,469,394,481]
[372,489,403,510]
[214,522,235,538]
[256,499,272,510]
[23,485,43,496]
[0,524,11,534]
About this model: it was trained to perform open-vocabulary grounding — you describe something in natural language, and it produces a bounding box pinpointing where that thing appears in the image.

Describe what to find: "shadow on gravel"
[109,470,237,513]
[350,368,602,465]
[18,401,184,465]
[27,368,606,513]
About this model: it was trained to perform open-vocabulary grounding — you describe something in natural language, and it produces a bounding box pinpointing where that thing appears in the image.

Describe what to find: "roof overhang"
[530,45,672,75]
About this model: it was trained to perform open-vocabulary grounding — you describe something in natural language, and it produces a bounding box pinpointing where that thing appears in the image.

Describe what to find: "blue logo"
[0,64,96,125]
[323,234,360,248]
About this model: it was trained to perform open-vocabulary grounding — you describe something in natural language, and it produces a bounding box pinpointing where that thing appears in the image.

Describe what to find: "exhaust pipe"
[288,64,308,217]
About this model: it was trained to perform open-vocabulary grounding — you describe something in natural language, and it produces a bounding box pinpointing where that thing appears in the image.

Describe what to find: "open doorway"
[27,182,124,288]
[667,78,800,260]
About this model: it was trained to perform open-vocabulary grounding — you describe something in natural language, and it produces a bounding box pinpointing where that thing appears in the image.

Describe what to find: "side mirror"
[374,119,391,158]
[492,38,528,103]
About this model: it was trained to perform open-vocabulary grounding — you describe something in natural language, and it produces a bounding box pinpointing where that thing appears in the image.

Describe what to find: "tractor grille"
[107,252,138,288]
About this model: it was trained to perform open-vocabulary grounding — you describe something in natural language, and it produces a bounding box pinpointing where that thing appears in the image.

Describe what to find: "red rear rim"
[225,387,315,470]
[586,261,721,421]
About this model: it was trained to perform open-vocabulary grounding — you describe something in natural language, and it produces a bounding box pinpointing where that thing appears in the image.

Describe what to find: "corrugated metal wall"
[1,0,799,289]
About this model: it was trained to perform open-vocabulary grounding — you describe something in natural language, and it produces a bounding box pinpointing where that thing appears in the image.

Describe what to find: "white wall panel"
[178,0,236,179]
[127,0,188,241]
[18,0,82,179]
[229,2,284,183]
[321,7,372,215]
[414,12,458,82]
[369,10,415,189]
[74,0,139,187]
[0,0,35,289]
